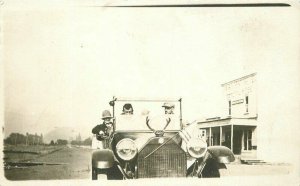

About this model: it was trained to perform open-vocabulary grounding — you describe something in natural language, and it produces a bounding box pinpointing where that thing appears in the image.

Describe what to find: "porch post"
[220,126,222,146]
[231,124,233,151]
[246,130,248,150]
[242,130,244,151]
[209,127,212,146]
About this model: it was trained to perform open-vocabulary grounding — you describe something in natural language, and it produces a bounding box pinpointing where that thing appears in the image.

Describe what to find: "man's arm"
[93,124,109,141]
[92,125,104,134]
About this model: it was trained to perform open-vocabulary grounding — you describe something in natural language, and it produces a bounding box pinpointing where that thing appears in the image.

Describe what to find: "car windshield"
[114,100,181,131]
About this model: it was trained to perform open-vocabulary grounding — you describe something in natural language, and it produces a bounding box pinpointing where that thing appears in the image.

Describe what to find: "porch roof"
[197,116,257,128]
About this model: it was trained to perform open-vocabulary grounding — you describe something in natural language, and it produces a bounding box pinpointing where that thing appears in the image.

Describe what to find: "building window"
[229,100,231,115]
[245,96,249,113]
[244,130,252,150]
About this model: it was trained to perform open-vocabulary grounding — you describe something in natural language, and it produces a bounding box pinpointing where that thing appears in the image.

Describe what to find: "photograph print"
[1,0,299,184]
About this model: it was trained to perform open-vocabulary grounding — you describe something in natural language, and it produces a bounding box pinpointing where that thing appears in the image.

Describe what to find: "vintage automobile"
[91,97,235,179]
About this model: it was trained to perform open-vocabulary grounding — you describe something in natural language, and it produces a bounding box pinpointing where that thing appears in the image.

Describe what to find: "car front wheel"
[92,167,98,180]
[201,158,221,178]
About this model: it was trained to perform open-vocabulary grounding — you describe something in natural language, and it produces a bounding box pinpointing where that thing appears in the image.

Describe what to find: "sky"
[2,4,285,139]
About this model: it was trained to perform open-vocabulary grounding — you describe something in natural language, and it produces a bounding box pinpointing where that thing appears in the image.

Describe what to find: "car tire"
[107,164,124,180]
[92,167,98,180]
[201,158,221,178]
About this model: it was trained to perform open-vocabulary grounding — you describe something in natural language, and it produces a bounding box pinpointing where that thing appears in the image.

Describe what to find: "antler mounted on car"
[146,116,171,137]
[146,116,155,133]
[163,118,171,130]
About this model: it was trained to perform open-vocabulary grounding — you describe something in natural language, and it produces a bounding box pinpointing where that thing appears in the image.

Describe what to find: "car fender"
[92,149,117,169]
[207,146,235,163]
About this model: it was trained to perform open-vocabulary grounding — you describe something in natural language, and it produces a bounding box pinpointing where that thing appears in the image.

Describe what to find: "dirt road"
[4,146,292,180]
[4,146,92,180]
[222,164,292,177]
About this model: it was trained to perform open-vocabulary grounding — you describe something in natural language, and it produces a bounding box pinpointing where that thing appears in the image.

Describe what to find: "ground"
[3,145,293,180]
[220,164,292,177]
[4,145,91,180]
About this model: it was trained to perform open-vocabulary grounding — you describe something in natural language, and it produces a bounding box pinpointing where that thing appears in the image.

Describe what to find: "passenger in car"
[162,102,175,114]
[121,103,134,115]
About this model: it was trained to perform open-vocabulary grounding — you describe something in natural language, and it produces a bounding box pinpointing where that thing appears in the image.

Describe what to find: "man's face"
[164,107,174,114]
[103,118,111,125]
[123,109,133,115]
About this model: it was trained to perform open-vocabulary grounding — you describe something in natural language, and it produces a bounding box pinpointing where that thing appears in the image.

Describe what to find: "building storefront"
[198,73,258,159]
[198,117,257,158]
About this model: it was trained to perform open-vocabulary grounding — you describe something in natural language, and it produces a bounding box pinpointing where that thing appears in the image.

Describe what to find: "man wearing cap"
[162,102,175,114]
[121,103,134,115]
[92,110,114,141]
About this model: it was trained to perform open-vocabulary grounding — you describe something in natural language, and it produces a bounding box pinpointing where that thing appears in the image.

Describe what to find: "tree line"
[4,132,92,146]
[70,137,92,146]
[49,137,92,146]
[4,132,43,145]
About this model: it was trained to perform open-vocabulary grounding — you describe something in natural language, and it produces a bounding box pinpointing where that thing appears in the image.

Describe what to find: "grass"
[4,144,61,153]
[3,145,65,163]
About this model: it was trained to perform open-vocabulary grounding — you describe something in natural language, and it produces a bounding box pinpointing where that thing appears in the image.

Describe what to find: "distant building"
[76,133,81,142]
[198,73,258,159]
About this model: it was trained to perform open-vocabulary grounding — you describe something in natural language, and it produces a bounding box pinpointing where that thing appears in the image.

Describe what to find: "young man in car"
[162,102,175,114]
[121,103,134,115]
[92,110,114,142]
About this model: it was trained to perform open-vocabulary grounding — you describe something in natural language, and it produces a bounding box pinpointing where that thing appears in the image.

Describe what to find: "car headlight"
[116,138,138,161]
[186,138,207,158]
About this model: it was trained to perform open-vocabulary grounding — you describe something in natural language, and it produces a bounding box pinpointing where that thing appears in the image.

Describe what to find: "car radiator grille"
[137,139,186,178]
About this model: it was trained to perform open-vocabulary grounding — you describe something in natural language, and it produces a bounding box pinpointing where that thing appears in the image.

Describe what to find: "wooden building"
[198,73,258,159]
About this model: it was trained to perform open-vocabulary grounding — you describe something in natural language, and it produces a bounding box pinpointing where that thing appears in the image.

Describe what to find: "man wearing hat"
[121,103,134,115]
[92,110,114,141]
[162,102,175,114]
